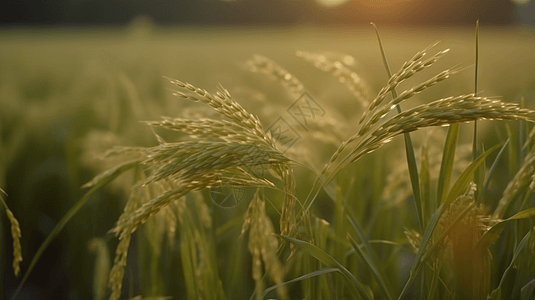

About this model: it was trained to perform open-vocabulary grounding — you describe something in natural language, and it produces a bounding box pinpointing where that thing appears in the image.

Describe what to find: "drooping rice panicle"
[275,164,297,238]
[1,189,22,277]
[366,47,447,111]
[359,46,450,125]
[358,67,459,136]
[141,141,289,185]
[349,95,533,163]
[247,54,305,97]
[494,150,535,218]
[296,50,371,106]
[98,79,296,299]
[145,117,266,144]
[166,78,267,140]
[112,172,274,237]
[241,190,288,300]
[319,95,533,188]
[109,185,141,300]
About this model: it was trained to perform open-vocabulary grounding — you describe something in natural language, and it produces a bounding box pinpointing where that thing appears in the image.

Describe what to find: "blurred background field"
[2,1,535,299]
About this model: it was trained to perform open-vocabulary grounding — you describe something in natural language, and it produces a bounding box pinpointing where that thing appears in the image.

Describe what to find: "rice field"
[1,25,535,300]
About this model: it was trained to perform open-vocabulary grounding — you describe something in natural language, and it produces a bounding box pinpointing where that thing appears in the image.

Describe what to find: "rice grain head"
[1,189,22,277]
[167,79,267,141]
[322,94,533,187]
[241,190,288,300]
[108,185,141,300]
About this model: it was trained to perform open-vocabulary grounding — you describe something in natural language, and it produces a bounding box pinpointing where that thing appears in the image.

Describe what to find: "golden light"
[316,0,351,7]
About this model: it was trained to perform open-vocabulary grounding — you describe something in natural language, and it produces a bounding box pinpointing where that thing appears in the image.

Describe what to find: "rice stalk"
[0,188,22,277]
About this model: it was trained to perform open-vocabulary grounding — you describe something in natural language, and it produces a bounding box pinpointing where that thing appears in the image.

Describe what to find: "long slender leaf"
[437,123,460,205]
[473,20,485,200]
[261,267,339,299]
[347,234,394,300]
[420,143,431,225]
[520,278,535,300]
[11,160,139,300]
[480,139,510,205]
[492,228,534,296]
[345,208,386,288]
[371,22,423,231]
[323,179,386,290]
[476,207,535,251]
[281,235,372,300]
[444,143,502,206]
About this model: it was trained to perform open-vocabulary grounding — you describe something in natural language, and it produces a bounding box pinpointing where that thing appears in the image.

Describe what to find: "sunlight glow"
[512,0,531,5]
[316,0,351,7]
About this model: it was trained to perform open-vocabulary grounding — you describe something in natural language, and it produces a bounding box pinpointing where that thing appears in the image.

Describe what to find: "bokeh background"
[1,1,535,300]
[1,0,535,26]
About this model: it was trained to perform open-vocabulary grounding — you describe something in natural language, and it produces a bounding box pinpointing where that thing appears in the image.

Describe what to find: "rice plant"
[2,24,535,300]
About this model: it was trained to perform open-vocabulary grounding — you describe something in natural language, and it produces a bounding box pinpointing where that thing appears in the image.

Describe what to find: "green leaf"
[325,180,389,299]
[480,139,510,205]
[345,208,387,290]
[371,22,423,231]
[520,278,535,300]
[444,143,502,206]
[472,19,480,162]
[491,228,534,296]
[261,267,339,299]
[437,123,459,205]
[420,143,431,225]
[348,234,394,300]
[11,160,139,300]
[476,207,535,251]
[281,235,372,300]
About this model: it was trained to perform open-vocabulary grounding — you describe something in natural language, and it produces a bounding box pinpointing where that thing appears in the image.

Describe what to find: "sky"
[0,0,534,26]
